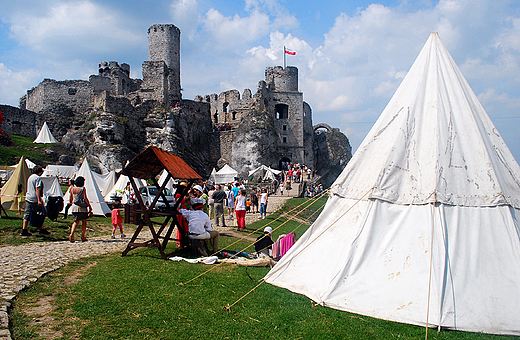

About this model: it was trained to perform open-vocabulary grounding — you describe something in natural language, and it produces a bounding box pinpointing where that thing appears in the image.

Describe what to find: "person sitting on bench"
[179,203,219,255]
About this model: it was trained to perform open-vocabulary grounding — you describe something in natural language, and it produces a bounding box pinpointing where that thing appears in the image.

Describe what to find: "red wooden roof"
[121,146,202,180]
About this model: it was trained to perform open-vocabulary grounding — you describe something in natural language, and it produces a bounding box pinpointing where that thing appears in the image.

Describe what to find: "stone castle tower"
[141,24,182,107]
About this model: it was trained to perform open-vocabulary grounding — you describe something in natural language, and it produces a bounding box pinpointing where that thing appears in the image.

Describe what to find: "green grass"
[8,197,517,339]
[0,134,55,166]
[0,212,126,246]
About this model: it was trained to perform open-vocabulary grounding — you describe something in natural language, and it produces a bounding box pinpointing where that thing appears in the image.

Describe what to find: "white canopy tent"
[248,165,282,181]
[264,33,520,336]
[63,158,111,216]
[212,164,238,184]
[33,122,57,144]
[103,173,147,204]
[42,165,77,179]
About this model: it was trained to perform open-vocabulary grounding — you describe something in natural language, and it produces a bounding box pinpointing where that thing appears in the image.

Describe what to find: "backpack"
[73,187,89,207]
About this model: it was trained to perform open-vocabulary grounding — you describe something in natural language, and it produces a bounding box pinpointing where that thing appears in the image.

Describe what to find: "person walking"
[20,165,50,236]
[207,186,215,219]
[226,185,235,220]
[68,176,93,243]
[235,189,247,231]
[111,203,125,239]
[211,185,227,227]
[259,188,268,219]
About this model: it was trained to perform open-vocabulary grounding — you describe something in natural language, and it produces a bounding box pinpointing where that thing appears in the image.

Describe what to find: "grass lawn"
[7,198,516,339]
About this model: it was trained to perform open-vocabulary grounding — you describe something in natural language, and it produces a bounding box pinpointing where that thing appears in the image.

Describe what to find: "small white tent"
[264,33,520,336]
[43,165,77,179]
[248,165,281,181]
[103,174,147,204]
[213,164,238,184]
[208,168,217,184]
[33,122,57,144]
[63,159,111,216]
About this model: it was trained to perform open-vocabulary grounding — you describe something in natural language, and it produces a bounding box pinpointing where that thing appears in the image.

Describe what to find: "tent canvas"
[41,176,64,199]
[92,170,116,197]
[248,165,281,181]
[213,164,238,184]
[43,165,77,179]
[103,174,147,203]
[158,169,177,194]
[264,33,520,336]
[208,168,217,183]
[33,122,57,144]
[62,159,111,216]
[1,156,30,211]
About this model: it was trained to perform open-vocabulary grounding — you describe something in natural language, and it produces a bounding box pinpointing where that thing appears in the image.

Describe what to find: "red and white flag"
[284,48,296,55]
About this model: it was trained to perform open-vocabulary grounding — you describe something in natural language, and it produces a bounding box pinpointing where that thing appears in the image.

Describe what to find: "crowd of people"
[12,160,322,259]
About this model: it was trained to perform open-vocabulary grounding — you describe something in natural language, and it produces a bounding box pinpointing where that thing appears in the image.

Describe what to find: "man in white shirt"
[179,203,219,254]
[21,165,50,236]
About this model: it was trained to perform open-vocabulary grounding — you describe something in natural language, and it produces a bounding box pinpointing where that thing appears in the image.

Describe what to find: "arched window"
[223,102,229,113]
[232,112,237,120]
[214,111,218,124]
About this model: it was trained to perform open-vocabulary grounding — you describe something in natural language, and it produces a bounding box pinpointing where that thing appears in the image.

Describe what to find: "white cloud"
[8,0,142,58]
[170,0,200,41]
[0,63,40,105]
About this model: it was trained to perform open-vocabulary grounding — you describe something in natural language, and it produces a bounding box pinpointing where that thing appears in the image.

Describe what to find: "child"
[111,203,125,239]
[16,183,25,215]
[245,198,251,213]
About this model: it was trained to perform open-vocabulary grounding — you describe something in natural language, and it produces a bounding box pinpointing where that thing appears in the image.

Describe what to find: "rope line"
[264,186,374,281]
[179,191,329,286]
[223,280,266,311]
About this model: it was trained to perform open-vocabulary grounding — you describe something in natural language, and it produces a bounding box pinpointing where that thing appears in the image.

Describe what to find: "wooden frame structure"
[121,146,202,259]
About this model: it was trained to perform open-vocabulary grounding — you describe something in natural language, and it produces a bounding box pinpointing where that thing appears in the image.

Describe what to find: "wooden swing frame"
[120,146,202,260]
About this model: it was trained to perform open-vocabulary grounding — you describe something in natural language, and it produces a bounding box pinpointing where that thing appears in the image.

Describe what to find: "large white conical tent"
[264,33,520,336]
[33,122,57,144]
[63,159,111,216]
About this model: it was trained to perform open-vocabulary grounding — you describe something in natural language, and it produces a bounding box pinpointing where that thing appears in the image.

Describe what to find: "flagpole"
[283,46,286,69]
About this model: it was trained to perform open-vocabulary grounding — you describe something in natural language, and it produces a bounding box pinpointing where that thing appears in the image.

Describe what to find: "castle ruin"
[2,24,351,184]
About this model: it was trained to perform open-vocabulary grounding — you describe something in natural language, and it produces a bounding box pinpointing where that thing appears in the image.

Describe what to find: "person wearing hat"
[254,226,274,257]
[179,203,219,255]
[190,184,208,213]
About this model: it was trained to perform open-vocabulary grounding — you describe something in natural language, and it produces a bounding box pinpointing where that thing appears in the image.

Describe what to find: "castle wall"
[141,61,168,105]
[0,104,36,138]
[25,79,93,114]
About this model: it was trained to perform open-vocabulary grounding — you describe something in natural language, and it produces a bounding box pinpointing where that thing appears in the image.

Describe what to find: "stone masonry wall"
[25,79,93,115]
[0,105,36,138]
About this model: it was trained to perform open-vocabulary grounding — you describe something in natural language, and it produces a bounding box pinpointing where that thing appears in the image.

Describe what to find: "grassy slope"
[0,134,56,166]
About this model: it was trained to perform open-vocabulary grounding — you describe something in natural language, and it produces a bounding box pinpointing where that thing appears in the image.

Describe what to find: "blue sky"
[1,0,519,162]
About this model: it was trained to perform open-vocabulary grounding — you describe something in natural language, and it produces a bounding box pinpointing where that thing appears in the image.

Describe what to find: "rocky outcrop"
[314,128,352,187]
[230,110,280,174]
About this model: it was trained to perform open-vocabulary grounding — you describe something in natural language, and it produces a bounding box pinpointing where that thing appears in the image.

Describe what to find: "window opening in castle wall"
[276,103,288,119]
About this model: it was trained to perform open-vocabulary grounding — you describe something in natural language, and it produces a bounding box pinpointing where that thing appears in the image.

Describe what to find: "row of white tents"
[0,157,125,216]
[208,164,281,184]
